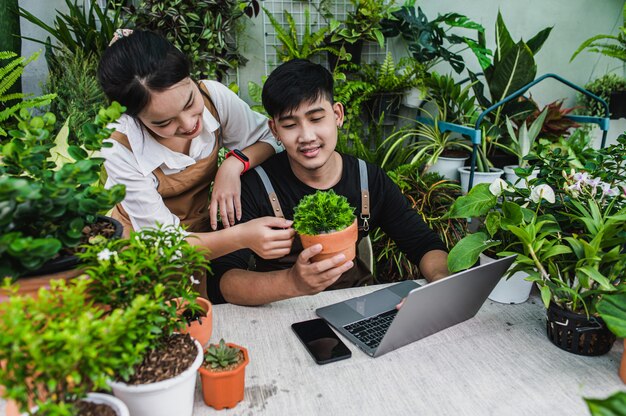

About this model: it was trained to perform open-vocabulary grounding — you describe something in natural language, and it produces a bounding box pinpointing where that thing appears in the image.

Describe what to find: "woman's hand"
[239,217,295,259]
[210,156,244,230]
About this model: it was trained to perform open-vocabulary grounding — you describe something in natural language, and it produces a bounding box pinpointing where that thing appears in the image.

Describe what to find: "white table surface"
[190,283,625,416]
[1,283,623,416]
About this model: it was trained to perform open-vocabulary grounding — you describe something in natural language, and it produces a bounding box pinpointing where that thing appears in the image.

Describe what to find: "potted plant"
[0,277,165,416]
[79,225,211,416]
[293,190,358,262]
[596,292,626,383]
[578,73,626,119]
[264,7,342,64]
[499,107,548,187]
[198,339,250,410]
[0,93,126,284]
[326,0,398,70]
[381,0,491,75]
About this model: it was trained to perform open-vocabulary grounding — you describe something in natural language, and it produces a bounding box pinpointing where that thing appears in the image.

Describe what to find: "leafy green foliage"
[381,3,490,73]
[578,73,626,118]
[424,72,480,127]
[571,3,626,65]
[596,292,626,338]
[129,0,249,81]
[264,7,340,63]
[373,166,466,282]
[0,277,165,415]
[585,391,626,416]
[358,52,424,93]
[204,339,242,369]
[18,0,127,59]
[0,103,126,278]
[0,51,56,137]
[44,48,108,145]
[293,190,355,235]
[79,224,210,336]
[328,0,398,48]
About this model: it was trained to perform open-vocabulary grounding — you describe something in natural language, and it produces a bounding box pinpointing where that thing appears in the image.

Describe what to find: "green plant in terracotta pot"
[0,277,164,416]
[198,339,250,410]
[293,190,357,262]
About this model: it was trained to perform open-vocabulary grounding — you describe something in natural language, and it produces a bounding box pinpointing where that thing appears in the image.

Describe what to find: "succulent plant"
[204,339,242,369]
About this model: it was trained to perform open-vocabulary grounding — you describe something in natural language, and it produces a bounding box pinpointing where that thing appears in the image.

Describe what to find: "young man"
[208,59,449,305]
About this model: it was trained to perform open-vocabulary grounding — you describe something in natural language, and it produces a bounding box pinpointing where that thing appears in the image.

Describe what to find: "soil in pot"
[123,333,197,385]
[76,400,117,416]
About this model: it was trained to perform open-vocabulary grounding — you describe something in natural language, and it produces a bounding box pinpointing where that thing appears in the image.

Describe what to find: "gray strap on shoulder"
[358,159,370,231]
[254,166,285,219]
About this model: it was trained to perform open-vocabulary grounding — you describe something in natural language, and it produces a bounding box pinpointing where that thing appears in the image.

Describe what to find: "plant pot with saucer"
[198,340,250,410]
[457,166,504,194]
[479,253,533,304]
[293,190,358,262]
[429,150,469,181]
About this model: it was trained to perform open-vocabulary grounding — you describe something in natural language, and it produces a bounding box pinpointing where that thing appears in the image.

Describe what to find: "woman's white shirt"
[101,80,277,231]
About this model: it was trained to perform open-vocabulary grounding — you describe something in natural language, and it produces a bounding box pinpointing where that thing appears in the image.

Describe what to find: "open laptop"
[316,255,516,357]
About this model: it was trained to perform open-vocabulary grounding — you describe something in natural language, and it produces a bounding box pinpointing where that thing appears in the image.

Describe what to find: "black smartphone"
[291,318,352,365]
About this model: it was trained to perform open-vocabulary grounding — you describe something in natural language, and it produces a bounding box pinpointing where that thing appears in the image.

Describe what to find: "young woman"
[98,30,294,260]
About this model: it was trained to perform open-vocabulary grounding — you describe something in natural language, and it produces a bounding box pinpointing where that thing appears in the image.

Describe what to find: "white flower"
[586,176,602,188]
[97,248,117,262]
[189,275,200,285]
[573,171,588,183]
[530,184,555,204]
[489,178,512,196]
[601,182,619,197]
[171,249,183,261]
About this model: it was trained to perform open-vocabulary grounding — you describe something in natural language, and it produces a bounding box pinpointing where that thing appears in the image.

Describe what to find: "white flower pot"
[429,156,468,181]
[503,165,539,189]
[18,393,129,416]
[401,87,427,109]
[480,254,533,304]
[458,167,504,194]
[108,340,203,416]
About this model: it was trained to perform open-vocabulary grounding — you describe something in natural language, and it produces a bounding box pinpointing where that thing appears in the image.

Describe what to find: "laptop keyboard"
[343,309,398,349]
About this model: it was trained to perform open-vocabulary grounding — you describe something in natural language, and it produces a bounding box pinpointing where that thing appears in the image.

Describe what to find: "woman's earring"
[276,138,282,146]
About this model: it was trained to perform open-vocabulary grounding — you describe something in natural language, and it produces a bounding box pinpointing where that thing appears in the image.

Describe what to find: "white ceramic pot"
[429,156,469,181]
[17,393,129,416]
[108,340,203,416]
[503,165,539,189]
[401,87,427,109]
[480,254,533,304]
[458,167,504,194]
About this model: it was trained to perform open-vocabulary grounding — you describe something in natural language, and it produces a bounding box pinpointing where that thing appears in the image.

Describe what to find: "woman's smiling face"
[137,78,205,141]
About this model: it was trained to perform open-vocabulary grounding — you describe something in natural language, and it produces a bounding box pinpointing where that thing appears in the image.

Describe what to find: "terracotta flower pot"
[619,339,626,384]
[198,343,249,410]
[179,297,213,348]
[299,219,358,262]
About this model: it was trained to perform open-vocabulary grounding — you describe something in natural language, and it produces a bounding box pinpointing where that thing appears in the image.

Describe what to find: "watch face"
[234,149,249,162]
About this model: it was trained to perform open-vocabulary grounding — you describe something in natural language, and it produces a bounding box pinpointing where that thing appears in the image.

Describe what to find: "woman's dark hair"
[262,59,334,119]
[98,30,191,117]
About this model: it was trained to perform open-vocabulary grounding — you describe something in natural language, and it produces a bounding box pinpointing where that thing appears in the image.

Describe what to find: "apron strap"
[197,81,222,146]
[254,165,285,218]
[358,159,370,232]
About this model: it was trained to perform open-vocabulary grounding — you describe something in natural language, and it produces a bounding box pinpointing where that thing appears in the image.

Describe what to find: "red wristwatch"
[225,149,250,174]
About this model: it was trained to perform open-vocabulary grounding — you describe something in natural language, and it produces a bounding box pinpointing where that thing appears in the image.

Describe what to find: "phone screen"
[291,318,352,365]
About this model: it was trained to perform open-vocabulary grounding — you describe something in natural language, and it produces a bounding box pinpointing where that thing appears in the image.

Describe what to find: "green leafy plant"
[328,0,398,49]
[0,51,56,136]
[597,292,626,339]
[571,3,626,64]
[0,102,126,278]
[129,0,249,81]
[79,224,211,335]
[293,190,356,236]
[0,277,165,415]
[381,0,491,73]
[578,73,626,117]
[18,0,127,59]
[499,107,548,167]
[44,48,108,145]
[372,166,466,282]
[584,391,626,416]
[424,72,480,127]
[264,7,340,63]
[204,339,242,369]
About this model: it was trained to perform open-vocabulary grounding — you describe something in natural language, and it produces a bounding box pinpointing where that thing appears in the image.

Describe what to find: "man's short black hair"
[262,59,334,119]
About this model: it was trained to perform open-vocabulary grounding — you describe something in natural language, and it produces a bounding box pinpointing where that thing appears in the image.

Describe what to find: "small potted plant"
[198,339,250,410]
[79,225,211,416]
[0,277,165,416]
[578,73,626,119]
[293,190,358,262]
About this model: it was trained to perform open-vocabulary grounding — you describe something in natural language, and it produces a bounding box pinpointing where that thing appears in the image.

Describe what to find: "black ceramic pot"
[609,91,626,119]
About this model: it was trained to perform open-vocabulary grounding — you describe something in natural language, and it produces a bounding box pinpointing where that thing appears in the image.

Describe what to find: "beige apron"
[109,82,221,237]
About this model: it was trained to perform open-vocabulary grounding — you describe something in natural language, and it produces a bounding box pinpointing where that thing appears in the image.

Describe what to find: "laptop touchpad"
[345,290,401,317]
